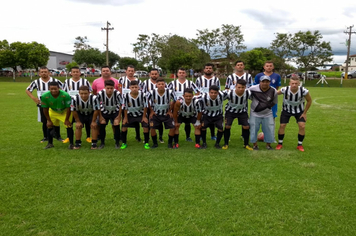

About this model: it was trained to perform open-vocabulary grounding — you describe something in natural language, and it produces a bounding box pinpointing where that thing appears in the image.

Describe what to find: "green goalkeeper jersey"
[41,90,71,113]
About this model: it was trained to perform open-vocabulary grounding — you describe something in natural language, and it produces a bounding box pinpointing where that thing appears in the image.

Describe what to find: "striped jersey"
[26,77,63,98]
[97,89,122,115]
[147,88,175,116]
[168,79,199,98]
[176,96,202,118]
[71,94,100,115]
[225,89,251,114]
[122,91,147,117]
[195,76,220,94]
[118,76,142,96]
[280,86,309,114]
[63,78,92,96]
[141,79,167,94]
[225,73,253,89]
[200,91,227,117]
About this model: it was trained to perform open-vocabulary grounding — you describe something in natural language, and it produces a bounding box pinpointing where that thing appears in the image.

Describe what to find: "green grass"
[319,71,342,78]
[1,83,356,235]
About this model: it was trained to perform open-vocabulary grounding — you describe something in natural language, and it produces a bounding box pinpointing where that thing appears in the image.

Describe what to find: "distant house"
[340,54,356,71]
[47,51,73,70]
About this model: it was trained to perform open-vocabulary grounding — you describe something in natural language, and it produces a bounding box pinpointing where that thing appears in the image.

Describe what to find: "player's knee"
[225,126,231,129]
[242,125,249,130]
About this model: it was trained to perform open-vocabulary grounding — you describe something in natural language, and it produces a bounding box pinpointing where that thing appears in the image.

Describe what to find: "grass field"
[1,82,356,235]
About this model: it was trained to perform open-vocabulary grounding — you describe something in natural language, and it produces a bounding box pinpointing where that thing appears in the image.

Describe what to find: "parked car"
[80,67,87,76]
[341,70,356,79]
[301,71,321,80]
[286,72,302,78]
[134,71,148,77]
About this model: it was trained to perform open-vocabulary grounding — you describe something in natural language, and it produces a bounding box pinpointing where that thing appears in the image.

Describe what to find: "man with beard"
[225,60,253,90]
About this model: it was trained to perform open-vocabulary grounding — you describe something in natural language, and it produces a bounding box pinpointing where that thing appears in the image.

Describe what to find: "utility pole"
[344,25,356,80]
[101,21,114,66]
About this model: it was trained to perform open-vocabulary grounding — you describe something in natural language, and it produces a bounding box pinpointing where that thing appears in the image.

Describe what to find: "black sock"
[184,123,191,139]
[224,129,231,145]
[85,123,90,138]
[278,134,285,144]
[216,130,223,145]
[158,124,163,139]
[75,140,82,146]
[168,135,174,145]
[42,122,47,138]
[135,123,140,139]
[298,134,304,146]
[54,126,60,138]
[114,125,121,144]
[201,130,207,143]
[152,135,158,145]
[47,128,53,144]
[121,130,128,144]
[209,124,215,137]
[144,132,149,143]
[242,128,249,146]
[92,140,97,146]
[195,134,200,144]
[174,134,179,144]
[66,128,74,145]
[100,124,106,144]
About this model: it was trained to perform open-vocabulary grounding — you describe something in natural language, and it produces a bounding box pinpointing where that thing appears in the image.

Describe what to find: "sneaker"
[91,144,98,150]
[135,137,142,142]
[73,144,81,150]
[266,145,273,150]
[144,143,150,149]
[201,143,207,149]
[120,143,127,150]
[297,145,305,152]
[44,144,54,149]
[253,145,259,150]
[174,143,179,149]
[62,138,70,143]
[214,144,222,149]
[40,137,48,143]
[244,145,253,151]
[222,145,229,150]
[186,137,193,142]
[211,136,217,141]
[98,144,105,149]
[195,143,201,149]
[159,138,164,143]
[275,144,283,150]
[168,143,173,149]
[68,144,74,150]
[151,143,159,149]
[115,144,120,149]
[56,137,64,142]
[86,137,92,143]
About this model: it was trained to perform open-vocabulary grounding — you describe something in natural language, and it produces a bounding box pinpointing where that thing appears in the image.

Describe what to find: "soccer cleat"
[214,144,222,149]
[266,145,273,150]
[244,145,253,151]
[159,138,164,143]
[201,143,207,149]
[91,144,98,150]
[253,145,259,150]
[168,143,174,149]
[73,144,81,150]
[186,137,193,142]
[211,136,217,141]
[56,137,64,142]
[40,137,48,143]
[86,137,92,143]
[222,145,229,150]
[62,138,70,144]
[195,143,201,149]
[44,144,54,149]
[275,144,283,150]
[68,144,74,150]
[135,137,142,142]
[120,143,127,150]
[144,143,150,149]
[297,145,305,152]
[174,143,179,149]
[98,144,105,149]
[151,143,159,149]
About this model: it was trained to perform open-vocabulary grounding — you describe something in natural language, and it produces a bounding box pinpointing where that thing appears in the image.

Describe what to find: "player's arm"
[72,111,82,129]
[64,107,72,127]
[194,112,202,128]
[26,89,40,105]
[122,109,128,125]
[91,110,99,129]
[43,108,52,128]
[167,101,175,118]
[173,100,181,126]
[300,93,312,121]
[114,104,122,126]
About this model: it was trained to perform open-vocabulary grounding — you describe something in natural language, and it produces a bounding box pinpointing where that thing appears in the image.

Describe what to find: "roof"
[350,54,356,57]
[49,51,73,57]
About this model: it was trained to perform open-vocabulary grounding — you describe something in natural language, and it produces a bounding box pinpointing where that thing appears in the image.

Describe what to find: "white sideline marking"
[313,97,356,111]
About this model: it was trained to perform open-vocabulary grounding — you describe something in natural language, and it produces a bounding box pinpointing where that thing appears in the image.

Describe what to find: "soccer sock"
[75,140,82,146]
[144,132,149,144]
[298,134,305,146]
[135,123,140,139]
[152,135,158,145]
[242,128,250,146]
[47,128,54,144]
[195,134,201,144]
[201,130,207,143]
[278,134,285,144]
[158,124,163,139]
[241,126,244,137]
[66,128,74,145]
[209,124,215,137]
[42,122,47,138]
[174,134,179,144]
[121,130,128,144]
[184,123,191,138]
[168,135,174,145]
[216,130,223,145]
[54,126,60,138]
[100,124,106,144]
[114,125,121,144]
[224,129,231,145]
[91,139,97,147]
[85,123,90,138]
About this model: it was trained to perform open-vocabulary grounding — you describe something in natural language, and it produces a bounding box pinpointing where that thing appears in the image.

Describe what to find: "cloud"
[66,0,144,6]
[243,8,295,29]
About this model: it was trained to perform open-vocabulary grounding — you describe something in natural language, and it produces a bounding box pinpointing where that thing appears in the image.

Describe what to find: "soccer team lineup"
[25,60,311,151]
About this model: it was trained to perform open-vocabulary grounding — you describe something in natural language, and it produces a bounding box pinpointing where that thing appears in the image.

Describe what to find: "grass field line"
[313,96,356,111]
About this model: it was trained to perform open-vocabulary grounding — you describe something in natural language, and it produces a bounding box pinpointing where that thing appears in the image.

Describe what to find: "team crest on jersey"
[69,85,72,90]
[128,102,132,107]
[154,99,157,104]
[61,95,66,98]
[286,95,289,100]
[267,96,271,101]
[272,79,276,84]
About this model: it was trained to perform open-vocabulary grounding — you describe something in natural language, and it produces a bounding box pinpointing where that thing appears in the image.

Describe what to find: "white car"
[134,71,148,77]
[341,70,356,79]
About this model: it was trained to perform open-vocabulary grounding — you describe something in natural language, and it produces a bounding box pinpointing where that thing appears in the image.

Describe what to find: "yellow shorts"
[49,108,73,128]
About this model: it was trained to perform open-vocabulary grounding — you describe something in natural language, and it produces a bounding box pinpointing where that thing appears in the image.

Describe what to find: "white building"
[340,54,356,71]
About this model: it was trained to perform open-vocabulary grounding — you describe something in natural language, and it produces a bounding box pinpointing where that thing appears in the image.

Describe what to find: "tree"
[66,61,79,71]
[132,33,161,68]
[194,28,220,56]
[0,40,15,69]
[27,42,50,70]
[74,36,91,51]
[73,48,105,67]
[239,49,267,74]
[118,57,139,70]
[102,51,120,68]
[216,24,246,59]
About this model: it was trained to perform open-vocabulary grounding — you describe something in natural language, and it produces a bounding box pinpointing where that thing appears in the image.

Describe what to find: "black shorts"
[202,114,224,130]
[280,110,306,124]
[150,115,175,130]
[102,112,119,126]
[224,111,249,127]
[122,115,149,128]
[178,115,197,125]
[78,113,93,127]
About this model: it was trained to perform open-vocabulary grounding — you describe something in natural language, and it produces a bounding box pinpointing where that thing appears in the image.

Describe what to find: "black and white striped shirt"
[200,91,226,117]
[26,77,63,98]
[118,76,142,96]
[147,88,175,116]
[225,73,253,89]
[195,76,220,94]
[141,79,167,94]
[177,96,201,118]
[168,79,199,98]
[280,86,309,114]
[63,78,92,96]
[225,89,251,114]
[71,94,100,116]
[122,91,147,117]
[97,89,122,115]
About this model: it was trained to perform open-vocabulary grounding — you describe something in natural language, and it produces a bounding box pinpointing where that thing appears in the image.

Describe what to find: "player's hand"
[149,112,156,119]
[91,122,97,130]
[123,118,128,125]
[100,118,106,125]
[114,117,120,126]
[167,111,173,118]
[76,122,83,129]
[194,120,201,127]
[64,119,72,127]
[47,120,53,129]
[299,113,307,121]
[34,98,40,105]
[175,122,180,128]
[142,117,148,124]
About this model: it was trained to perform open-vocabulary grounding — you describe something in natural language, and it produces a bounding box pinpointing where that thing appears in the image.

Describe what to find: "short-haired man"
[97,79,122,149]
[195,63,220,141]
[275,75,312,151]
[147,78,176,148]
[40,81,74,149]
[225,60,253,90]
[26,66,64,143]
[120,80,150,149]
[249,75,278,150]
[173,88,202,148]
[199,85,227,149]
[63,66,93,144]
[71,86,100,149]
[223,79,253,150]
[92,66,119,95]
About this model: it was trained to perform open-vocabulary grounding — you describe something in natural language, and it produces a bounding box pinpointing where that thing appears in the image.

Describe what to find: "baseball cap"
[260,75,271,81]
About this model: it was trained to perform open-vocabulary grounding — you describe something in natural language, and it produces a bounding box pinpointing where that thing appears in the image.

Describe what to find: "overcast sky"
[2,0,356,65]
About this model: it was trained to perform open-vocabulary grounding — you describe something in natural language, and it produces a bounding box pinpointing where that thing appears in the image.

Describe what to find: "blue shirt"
[254,72,281,89]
